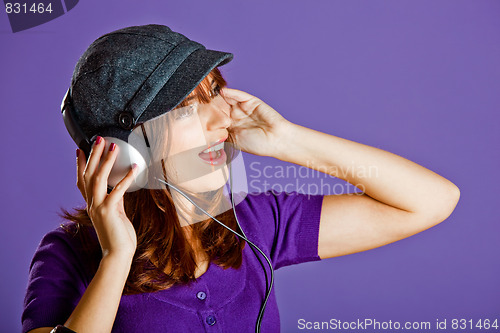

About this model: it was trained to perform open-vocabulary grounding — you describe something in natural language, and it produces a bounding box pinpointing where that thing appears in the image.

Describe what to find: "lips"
[198,137,228,165]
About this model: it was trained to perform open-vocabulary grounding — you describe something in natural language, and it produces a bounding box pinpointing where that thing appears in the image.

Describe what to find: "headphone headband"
[61,88,92,157]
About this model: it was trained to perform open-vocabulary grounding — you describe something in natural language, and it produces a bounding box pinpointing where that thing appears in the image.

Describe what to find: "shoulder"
[35,222,96,253]
[235,190,324,229]
[23,223,100,332]
[29,222,100,285]
[235,191,324,269]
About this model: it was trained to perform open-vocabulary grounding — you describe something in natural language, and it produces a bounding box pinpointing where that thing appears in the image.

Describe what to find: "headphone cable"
[154,170,274,333]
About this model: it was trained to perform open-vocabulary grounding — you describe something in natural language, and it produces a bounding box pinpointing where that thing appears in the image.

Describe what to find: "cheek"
[168,121,208,156]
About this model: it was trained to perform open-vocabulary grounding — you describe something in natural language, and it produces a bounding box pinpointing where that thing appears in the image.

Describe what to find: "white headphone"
[61,89,152,192]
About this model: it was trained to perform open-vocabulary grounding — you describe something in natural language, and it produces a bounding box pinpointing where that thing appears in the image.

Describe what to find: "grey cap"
[66,24,233,151]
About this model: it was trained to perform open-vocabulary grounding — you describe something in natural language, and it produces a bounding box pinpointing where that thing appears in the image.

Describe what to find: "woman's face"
[160,79,233,193]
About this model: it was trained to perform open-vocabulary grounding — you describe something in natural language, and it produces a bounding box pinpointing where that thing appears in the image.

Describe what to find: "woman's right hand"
[76,136,138,260]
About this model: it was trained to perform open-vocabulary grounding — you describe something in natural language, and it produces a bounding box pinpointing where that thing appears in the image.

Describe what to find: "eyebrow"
[184,95,196,102]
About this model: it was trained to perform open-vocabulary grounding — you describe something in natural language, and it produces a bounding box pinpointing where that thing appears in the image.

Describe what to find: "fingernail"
[109,143,116,151]
[95,136,102,145]
[131,163,138,176]
[76,148,80,158]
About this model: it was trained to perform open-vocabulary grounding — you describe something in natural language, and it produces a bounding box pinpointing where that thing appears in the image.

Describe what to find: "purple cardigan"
[22,191,324,332]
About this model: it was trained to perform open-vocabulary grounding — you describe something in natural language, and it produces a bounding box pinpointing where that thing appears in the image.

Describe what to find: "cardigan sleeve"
[22,224,95,333]
[237,191,325,270]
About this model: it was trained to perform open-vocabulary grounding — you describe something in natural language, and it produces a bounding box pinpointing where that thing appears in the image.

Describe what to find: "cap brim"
[138,48,233,123]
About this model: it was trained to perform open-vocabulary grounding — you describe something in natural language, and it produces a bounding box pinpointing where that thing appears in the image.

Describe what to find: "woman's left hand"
[222,88,292,157]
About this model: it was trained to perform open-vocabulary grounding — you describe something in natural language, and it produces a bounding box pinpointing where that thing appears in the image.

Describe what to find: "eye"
[174,104,196,120]
[209,84,221,98]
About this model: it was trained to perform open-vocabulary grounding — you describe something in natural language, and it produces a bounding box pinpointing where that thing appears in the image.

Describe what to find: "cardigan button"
[196,291,207,300]
[206,315,216,326]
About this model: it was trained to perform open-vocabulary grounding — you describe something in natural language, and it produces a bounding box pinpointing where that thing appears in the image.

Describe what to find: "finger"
[76,148,87,199]
[92,142,119,205]
[83,136,105,198]
[221,94,238,106]
[221,88,255,104]
[222,88,263,114]
[85,136,105,177]
[106,164,138,205]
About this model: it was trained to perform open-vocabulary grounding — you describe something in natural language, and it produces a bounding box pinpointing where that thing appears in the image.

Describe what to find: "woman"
[22,24,460,333]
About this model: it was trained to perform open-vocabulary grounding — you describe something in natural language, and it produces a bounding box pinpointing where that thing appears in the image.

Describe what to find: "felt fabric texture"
[67,24,233,146]
[22,191,324,332]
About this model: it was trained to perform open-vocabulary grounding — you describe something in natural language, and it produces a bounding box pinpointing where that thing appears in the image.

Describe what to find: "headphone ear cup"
[102,137,149,192]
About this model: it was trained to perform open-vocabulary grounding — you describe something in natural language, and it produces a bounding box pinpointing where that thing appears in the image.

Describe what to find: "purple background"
[1,1,499,331]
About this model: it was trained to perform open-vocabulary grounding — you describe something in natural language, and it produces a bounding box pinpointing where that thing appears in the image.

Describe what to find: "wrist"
[100,251,134,272]
[101,243,136,260]
[51,325,76,333]
[271,121,301,160]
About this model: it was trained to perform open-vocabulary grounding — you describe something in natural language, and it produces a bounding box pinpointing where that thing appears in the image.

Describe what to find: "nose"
[205,98,231,131]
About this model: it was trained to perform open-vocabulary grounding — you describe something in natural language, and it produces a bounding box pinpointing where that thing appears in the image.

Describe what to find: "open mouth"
[198,140,227,165]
